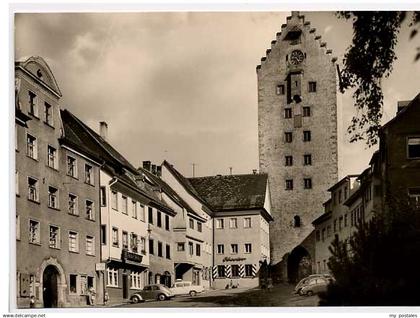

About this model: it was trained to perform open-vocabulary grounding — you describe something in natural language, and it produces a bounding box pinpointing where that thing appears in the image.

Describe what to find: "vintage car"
[129,284,174,303]
[294,274,333,295]
[299,277,331,296]
[170,281,205,297]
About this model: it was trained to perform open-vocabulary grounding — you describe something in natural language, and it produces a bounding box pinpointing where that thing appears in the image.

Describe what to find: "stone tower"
[257,12,338,281]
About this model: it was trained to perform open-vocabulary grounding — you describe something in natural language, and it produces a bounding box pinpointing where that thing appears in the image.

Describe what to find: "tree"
[338,11,420,147]
[319,198,420,306]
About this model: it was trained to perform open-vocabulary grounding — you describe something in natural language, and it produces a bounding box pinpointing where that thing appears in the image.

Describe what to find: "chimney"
[397,100,410,114]
[143,161,151,171]
[151,164,157,175]
[156,166,162,177]
[252,169,258,175]
[99,121,108,140]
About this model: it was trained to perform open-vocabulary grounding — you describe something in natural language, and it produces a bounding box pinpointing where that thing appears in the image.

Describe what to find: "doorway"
[43,265,59,308]
[122,274,128,299]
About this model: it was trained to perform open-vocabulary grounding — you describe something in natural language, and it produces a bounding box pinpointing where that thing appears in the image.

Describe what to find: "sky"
[14,11,420,178]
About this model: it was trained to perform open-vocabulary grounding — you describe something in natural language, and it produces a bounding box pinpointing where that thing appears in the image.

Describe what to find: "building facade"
[256,11,338,281]
[15,56,102,308]
[188,173,273,289]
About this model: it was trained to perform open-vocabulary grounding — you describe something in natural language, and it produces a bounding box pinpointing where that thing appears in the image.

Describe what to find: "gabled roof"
[312,210,332,226]
[381,92,420,131]
[188,173,269,212]
[138,167,204,220]
[60,109,138,174]
[327,174,359,192]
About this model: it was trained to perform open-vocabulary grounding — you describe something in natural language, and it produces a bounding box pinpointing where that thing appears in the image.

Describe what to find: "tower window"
[294,215,301,227]
[304,178,312,189]
[304,154,312,165]
[308,81,317,93]
[285,132,293,143]
[303,130,311,142]
[285,156,293,166]
[276,85,285,95]
[286,179,294,190]
[284,108,292,118]
[303,106,311,117]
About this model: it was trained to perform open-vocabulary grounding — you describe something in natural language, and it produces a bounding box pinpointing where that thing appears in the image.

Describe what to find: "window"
[189,218,194,229]
[229,218,237,229]
[69,274,77,294]
[130,271,142,289]
[316,230,320,242]
[231,244,238,254]
[86,236,94,255]
[407,137,420,159]
[245,243,252,253]
[244,217,252,228]
[140,204,146,222]
[165,215,170,230]
[28,177,39,202]
[304,154,312,165]
[231,265,240,278]
[47,225,60,249]
[177,242,185,252]
[100,187,106,206]
[148,207,153,224]
[321,228,326,242]
[15,171,19,196]
[338,190,342,203]
[303,106,311,117]
[285,179,294,190]
[157,211,162,227]
[47,145,57,169]
[284,108,292,118]
[28,91,38,116]
[111,191,118,210]
[67,156,77,177]
[245,265,253,277]
[217,265,225,278]
[68,194,78,215]
[308,81,317,92]
[26,134,37,159]
[216,219,224,229]
[101,225,106,245]
[166,244,171,259]
[69,231,79,252]
[44,102,53,126]
[122,231,128,249]
[196,244,201,256]
[16,215,20,240]
[285,132,293,143]
[276,84,285,95]
[294,215,301,227]
[188,242,194,255]
[158,241,163,257]
[344,186,348,199]
[140,237,146,254]
[121,196,128,214]
[327,225,331,237]
[149,239,154,255]
[79,275,87,295]
[304,178,312,189]
[197,222,202,232]
[107,268,118,287]
[84,164,93,185]
[217,244,224,254]
[132,201,137,219]
[344,214,348,227]
[339,216,343,231]
[408,187,420,208]
[86,200,94,220]
[48,186,58,209]
[112,227,119,247]
[303,130,311,142]
[285,155,293,166]
[131,234,138,253]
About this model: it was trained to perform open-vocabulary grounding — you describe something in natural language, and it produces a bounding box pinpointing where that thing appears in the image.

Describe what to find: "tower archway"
[287,245,312,284]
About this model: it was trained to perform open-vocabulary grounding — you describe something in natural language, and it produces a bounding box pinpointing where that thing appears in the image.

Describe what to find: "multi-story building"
[188,173,273,289]
[59,110,174,303]
[256,11,338,282]
[15,56,102,308]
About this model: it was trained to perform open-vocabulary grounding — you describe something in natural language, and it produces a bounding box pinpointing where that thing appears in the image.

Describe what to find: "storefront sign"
[95,263,106,271]
[121,249,143,263]
[222,257,246,262]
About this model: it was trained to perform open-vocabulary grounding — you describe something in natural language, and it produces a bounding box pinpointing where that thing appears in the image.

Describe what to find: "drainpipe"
[211,217,215,289]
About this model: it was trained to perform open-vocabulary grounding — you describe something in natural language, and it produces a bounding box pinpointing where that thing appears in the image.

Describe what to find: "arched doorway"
[287,245,312,284]
[43,265,59,308]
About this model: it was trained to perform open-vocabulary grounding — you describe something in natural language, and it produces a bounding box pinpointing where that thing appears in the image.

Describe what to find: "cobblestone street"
[115,284,319,308]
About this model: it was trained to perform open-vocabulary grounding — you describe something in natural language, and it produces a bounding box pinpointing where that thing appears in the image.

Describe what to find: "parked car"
[129,284,174,303]
[170,280,205,297]
[294,274,332,295]
[299,277,330,296]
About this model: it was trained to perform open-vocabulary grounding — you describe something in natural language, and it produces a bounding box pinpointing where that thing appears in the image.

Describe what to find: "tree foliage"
[338,11,420,147]
[319,200,420,306]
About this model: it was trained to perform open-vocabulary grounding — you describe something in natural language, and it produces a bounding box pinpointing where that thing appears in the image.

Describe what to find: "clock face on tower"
[290,50,305,65]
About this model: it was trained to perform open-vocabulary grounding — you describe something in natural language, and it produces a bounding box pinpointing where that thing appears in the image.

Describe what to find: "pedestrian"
[104,291,109,306]
[29,296,35,308]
